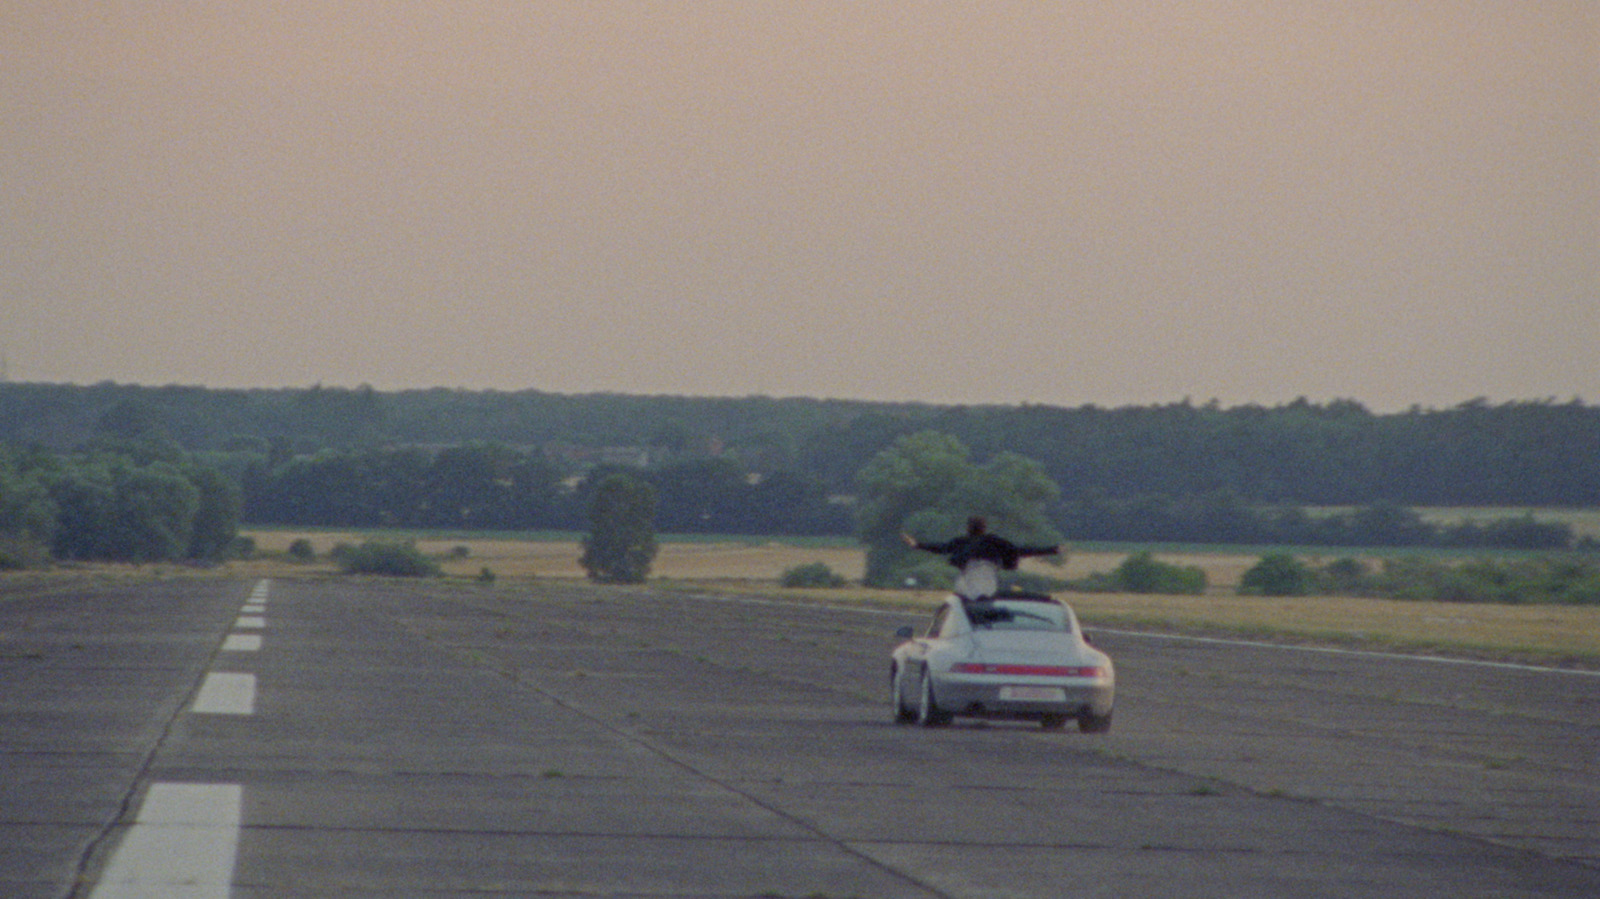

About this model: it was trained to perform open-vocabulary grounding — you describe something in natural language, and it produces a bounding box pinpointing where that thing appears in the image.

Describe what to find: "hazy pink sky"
[4,2,1596,410]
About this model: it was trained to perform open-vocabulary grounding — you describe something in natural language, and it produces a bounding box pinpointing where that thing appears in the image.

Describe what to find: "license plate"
[1000,686,1067,702]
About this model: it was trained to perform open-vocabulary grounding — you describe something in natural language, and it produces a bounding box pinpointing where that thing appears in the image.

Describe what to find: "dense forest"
[1,382,1596,553]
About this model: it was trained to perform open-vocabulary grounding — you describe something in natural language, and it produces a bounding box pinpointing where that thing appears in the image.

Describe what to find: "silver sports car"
[890,593,1114,732]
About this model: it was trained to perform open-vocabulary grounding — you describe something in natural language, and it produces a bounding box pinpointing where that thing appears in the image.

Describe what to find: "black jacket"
[913,533,1058,571]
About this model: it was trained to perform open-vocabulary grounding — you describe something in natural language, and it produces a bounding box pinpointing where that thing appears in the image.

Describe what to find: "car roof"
[951,592,1061,605]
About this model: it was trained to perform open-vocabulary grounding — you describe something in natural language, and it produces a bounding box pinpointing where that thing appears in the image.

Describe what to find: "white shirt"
[953,559,1000,600]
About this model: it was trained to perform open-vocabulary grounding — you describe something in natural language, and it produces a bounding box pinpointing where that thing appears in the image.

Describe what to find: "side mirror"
[1083,631,1094,645]
[894,625,915,640]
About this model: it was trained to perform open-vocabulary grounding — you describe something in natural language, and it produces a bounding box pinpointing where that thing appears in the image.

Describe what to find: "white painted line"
[240,604,266,614]
[90,782,242,899]
[233,616,266,630]
[192,672,256,714]
[221,633,262,652]
[1090,627,1600,677]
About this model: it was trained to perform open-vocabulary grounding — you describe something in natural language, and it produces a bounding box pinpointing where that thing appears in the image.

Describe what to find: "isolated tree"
[855,431,1062,588]
[579,472,659,584]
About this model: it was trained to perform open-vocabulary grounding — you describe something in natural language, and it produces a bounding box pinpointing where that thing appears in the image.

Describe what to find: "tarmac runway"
[2,577,1597,898]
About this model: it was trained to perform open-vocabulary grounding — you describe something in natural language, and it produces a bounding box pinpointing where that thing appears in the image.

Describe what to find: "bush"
[1111,551,1207,595]
[1356,555,1600,605]
[337,540,441,577]
[1240,552,1315,596]
[780,561,848,588]
[1318,557,1369,593]
[0,533,50,570]
[286,538,316,562]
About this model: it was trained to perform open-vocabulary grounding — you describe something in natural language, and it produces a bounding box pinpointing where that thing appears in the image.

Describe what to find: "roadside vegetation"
[2,384,1597,654]
[0,438,242,569]
[329,540,441,577]
[3,384,1597,547]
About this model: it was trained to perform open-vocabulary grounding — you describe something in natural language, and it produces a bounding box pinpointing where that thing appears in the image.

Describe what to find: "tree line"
[0,438,241,568]
[1,383,1597,560]
[3,383,1596,508]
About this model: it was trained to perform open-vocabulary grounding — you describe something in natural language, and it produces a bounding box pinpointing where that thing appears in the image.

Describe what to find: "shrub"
[1240,552,1315,596]
[337,540,441,577]
[1364,555,1600,605]
[1318,557,1369,593]
[286,538,316,562]
[780,561,848,588]
[0,534,50,570]
[1111,551,1206,595]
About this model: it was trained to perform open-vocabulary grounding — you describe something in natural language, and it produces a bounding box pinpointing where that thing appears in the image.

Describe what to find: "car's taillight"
[951,663,1105,677]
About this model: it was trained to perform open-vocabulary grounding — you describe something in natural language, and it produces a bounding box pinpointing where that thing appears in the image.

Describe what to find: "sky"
[3,2,1596,412]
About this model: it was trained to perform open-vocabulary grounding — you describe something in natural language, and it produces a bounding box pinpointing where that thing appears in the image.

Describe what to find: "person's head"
[966,516,987,536]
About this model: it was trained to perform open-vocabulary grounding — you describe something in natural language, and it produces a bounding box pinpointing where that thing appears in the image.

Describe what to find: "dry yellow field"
[223,531,1600,667]
[242,533,1253,587]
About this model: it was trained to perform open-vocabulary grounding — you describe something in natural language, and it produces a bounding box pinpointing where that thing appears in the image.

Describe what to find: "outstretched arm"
[903,533,955,554]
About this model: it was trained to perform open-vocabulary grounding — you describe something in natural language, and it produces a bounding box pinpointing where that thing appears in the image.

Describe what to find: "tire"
[1078,709,1113,734]
[916,671,951,727]
[891,665,916,724]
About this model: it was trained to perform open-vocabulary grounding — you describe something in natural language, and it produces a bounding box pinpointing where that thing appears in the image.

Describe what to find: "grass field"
[216,528,1600,668]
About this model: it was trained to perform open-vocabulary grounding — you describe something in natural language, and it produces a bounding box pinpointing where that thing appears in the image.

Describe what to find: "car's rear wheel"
[891,665,915,724]
[917,671,951,727]
[1078,709,1113,734]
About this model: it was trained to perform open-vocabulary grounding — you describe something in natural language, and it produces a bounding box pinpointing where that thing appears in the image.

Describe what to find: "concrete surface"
[1,577,1596,898]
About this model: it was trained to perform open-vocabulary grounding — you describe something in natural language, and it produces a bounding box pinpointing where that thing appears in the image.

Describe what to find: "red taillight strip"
[951,663,1105,677]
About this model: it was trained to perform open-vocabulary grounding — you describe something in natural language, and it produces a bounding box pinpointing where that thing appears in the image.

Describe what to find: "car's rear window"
[963,599,1069,632]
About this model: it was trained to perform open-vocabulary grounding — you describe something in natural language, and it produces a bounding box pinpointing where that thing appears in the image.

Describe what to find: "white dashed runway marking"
[192,671,256,715]
[89,782,243,899]
[221,633,262,652]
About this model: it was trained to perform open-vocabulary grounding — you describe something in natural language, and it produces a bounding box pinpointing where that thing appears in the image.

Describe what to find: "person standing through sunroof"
[903,516,1060,601]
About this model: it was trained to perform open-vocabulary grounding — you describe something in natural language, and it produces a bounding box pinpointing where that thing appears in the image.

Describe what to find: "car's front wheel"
[916,671,952,727]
